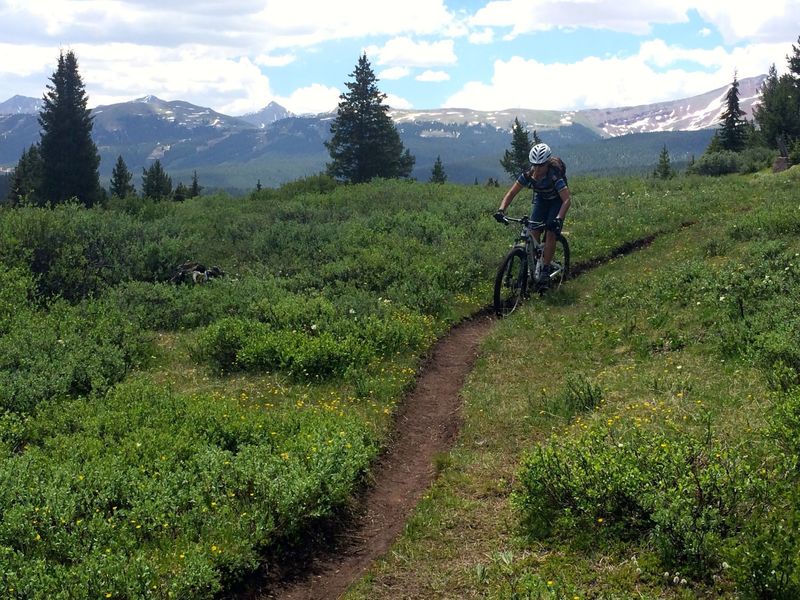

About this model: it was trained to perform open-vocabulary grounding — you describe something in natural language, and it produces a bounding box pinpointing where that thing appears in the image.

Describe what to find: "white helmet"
[529,143,552,165]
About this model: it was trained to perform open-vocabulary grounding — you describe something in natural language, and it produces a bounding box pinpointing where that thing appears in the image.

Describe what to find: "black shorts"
[530,196,562,231]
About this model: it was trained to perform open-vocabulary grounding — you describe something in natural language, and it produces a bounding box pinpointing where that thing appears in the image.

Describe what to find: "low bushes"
[0,379,377,599]
[0,264,150,414]
[193,305,436,381]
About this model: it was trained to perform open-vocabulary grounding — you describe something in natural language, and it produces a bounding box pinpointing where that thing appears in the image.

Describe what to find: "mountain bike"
[493,216,570,317]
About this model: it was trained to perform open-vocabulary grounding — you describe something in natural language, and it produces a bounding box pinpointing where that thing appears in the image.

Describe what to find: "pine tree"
[500,117,532,179]
[788,35,800,83]
[189,170,202,198]
[8,144,44,206]
[717,73,748,152]
[173,182,189,202]
[429,155,447,183]
[754,64,800,149]
[0,173,9,202]
[141,160,173,200]
[325,53,414,183]
[38,50,102,206]
[653,144,674,179]
[109,155,136,198]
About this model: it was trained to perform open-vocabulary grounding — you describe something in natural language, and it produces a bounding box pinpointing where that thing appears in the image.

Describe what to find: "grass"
[3,168,800,597]
[344,168,800,599]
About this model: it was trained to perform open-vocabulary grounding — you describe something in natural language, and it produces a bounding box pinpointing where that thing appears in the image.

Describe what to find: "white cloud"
[0,0,797,117]
[471,0,686,38]
[275,83,341,115]
[384,92,413,109]
[417,70,450,82]
[365,37,457,68]
[469,28,495,45]
[444,39,788,111]
[469,1,798,43]
[256,53,297,68]
[379,66,412,80]
[257,0,456,44]
[693,1,800,43]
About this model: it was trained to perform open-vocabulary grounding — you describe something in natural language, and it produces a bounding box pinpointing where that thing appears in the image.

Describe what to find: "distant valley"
[0,75,765,191]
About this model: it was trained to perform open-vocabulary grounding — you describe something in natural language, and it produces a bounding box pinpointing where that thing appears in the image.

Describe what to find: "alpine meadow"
[3,42,800,600]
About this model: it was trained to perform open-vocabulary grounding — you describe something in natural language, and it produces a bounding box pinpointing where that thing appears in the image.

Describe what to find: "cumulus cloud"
[469,28,495,45]
[275,83,341,115]
[256,54,297,68]
[469,1,798,43]
[471,0,686,38]
[379,66,412,81]
[417,70,451,82]
[384,92,413,109]
[0,0,797,116]
[365,37,458,68]
[444,39,789,111]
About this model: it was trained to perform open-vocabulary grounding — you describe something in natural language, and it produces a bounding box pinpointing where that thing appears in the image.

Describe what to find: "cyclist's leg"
[530,195,548,243]
[541,200,562,264]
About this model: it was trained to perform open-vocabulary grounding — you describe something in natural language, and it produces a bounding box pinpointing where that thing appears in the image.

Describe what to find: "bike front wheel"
[493,247,528,317]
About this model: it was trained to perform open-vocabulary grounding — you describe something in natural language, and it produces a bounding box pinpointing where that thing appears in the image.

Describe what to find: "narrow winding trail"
[237,234,659,600]
[250,313,494,600]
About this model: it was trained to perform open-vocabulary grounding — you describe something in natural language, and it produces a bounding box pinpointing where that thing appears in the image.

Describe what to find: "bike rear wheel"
[493,247,528,317]
[549,234,570,289]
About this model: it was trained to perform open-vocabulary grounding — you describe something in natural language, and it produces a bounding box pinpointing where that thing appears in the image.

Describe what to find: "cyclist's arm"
[557,186,571,220]
[498,181,524,212]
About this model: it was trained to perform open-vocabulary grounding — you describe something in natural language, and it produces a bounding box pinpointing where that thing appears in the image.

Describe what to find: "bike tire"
[531,234,571,294]
[550,234,570,289]
[493,247,528,317]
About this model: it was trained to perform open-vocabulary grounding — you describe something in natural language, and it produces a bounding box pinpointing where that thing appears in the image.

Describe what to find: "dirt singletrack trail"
[239,234,659,600]
[251,313,494,600]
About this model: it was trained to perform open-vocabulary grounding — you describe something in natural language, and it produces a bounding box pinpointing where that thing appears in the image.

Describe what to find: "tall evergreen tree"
[173,182,189,202]
[141,160,173,200]
[38,50,102,207]
[325,53,414,183]
[0,173,10,203]
[109,155,136,198]
[429,155,447,183]
[653,144,674,179]
[189,170,202,198]
[8,144,44,206]
[754,64,800,149]
[718,73,748,152]
[500,117,533,179]
[788,35,800,83]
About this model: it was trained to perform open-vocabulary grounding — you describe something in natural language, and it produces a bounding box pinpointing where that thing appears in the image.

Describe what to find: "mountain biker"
[494,142,571,285]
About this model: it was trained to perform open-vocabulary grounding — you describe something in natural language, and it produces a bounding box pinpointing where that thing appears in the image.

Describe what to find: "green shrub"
[515,416,767,572]
[687,151,741,176]
[0,298,150,413]
[0,378,377,599]
[738,147,776,173]
[193,317,255,372]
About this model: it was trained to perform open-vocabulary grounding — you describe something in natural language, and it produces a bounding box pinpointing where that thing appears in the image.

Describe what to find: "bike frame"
[493,214,570,317]
[510,217,555,286]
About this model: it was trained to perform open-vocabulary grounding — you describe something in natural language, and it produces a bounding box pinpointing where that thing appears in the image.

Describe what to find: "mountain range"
[0,75,766,191]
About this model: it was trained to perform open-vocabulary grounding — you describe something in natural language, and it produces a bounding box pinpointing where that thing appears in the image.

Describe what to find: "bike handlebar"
[496,214,546,229]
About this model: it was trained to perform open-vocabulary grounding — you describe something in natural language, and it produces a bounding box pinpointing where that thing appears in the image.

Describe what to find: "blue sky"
[0,1,797,115]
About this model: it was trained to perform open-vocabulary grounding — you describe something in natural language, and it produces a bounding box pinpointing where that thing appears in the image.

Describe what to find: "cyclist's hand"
[549,217,564,234]
[494,209,508,224]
